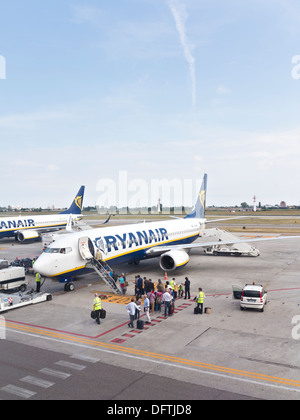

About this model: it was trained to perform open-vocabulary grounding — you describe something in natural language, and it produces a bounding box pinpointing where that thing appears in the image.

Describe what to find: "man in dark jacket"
[136,275,143,299]
[184,277,190,299]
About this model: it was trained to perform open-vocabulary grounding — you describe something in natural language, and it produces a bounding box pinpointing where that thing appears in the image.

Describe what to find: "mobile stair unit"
[79,237,122,295]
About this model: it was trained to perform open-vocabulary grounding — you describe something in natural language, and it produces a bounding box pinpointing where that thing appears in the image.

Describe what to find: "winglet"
[185,174,207,219]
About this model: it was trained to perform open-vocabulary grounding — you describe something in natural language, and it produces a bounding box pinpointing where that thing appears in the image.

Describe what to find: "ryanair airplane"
[0,186,85,243]
[33,174,299,279]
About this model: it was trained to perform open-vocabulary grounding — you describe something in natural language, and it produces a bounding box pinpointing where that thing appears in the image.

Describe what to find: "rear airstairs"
[78,236,122,295]
[199,228,260,257]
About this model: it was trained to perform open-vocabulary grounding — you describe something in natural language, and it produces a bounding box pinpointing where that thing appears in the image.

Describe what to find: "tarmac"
[1,226,300,400]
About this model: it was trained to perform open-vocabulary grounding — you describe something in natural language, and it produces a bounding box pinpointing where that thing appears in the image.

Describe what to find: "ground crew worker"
[196,288,205,314]
[93,293,102,325]
[35,272,41,293]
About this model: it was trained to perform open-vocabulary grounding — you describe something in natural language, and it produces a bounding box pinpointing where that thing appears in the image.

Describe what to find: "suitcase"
[91,310,96,319]
[100,309,106,319]
[168,302,175,315]
[137,320,144,330]
[194,306,201,314]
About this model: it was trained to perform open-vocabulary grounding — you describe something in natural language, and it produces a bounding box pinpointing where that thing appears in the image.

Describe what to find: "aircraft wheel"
[68,282,75,292]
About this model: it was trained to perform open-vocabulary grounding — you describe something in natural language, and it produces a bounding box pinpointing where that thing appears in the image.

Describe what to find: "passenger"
[143,294,151,324]
[136,275,143,299]
[156,278,164,293]
[162,288,172,317]
[147,290,155,314]
[119,275,126,294]
[144,277,150,293]
[126,298,140,328]
[134,297,141,320]
[155,290,163,312]
[112,270,118,282]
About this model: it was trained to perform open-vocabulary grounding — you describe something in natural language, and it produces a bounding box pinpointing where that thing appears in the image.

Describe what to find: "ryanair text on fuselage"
[94,227,169,254]
[0,219,35,230]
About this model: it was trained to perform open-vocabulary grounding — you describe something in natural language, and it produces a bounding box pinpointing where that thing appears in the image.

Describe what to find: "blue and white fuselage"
[33,175,208,278]
[0,186,85,242]
[33,217,203,278]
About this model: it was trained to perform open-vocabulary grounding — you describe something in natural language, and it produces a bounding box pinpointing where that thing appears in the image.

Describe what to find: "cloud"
[217,84,231,95]
[0,110,72,129]
[69,5,104,25]
[167,0,196,106]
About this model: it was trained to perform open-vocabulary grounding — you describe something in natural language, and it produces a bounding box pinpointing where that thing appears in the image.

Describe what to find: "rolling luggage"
[137,320,144,330]
[168,302,175,315]
[100,309,106,319]
[194,306,201,314]
[91,310,96,319]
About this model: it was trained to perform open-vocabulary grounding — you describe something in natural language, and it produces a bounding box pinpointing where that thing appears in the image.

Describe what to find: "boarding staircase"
[88,258,123,295]
[78,236,123,295]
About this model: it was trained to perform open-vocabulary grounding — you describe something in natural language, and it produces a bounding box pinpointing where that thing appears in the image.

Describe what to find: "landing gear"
[60,277,76,292]
[64,282,75,292]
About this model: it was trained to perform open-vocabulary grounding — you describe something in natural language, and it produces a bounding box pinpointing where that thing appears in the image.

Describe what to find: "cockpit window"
[44,247,72,254]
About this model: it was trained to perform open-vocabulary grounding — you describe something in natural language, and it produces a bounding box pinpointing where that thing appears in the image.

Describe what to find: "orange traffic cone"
[164,272,168,281]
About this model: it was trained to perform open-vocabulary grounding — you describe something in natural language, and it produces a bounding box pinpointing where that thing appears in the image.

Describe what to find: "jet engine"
[159,250,189,271]
[16,230,40,242]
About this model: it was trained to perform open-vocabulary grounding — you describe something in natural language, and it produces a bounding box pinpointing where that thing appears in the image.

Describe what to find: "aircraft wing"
[146,235,300,255]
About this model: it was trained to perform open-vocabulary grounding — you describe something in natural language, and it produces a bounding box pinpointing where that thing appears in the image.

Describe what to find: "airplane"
[33,174,300,280]
[0,186,85,243]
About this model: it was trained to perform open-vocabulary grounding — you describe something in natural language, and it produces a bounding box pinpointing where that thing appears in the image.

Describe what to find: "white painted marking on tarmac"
[39,368,71,380]
[55,360,86,371]
[1,384,36,399]
[20,376,54,388]
[71,354,100,363]
[7,327,300,396]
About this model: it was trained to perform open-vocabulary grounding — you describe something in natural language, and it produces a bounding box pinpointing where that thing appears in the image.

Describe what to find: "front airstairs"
[78,236,122,295]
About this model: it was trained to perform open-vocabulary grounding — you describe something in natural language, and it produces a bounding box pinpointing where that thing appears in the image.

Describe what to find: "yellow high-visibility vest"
[94,297,102,311]
[197,292,204,304]
[170,280,175,290]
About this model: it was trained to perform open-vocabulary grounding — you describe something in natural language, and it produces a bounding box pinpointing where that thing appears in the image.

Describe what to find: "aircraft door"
[78,237,95,261]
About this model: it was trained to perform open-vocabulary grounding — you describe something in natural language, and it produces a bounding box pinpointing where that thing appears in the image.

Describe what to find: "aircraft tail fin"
[185,174,207,219]
[60,186,85,215]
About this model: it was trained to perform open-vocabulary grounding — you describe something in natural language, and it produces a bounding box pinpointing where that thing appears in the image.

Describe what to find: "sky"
[1,0,300,209]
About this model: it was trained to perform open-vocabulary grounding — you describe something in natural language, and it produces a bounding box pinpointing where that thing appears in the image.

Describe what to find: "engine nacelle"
[16,230,40,242]
[159,250,190,271]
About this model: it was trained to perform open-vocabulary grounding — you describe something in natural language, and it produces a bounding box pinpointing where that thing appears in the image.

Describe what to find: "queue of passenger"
[92,270,196,327]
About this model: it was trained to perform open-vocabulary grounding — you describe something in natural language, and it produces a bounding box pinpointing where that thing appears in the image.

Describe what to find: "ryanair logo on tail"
[199,190,206,208]
[75,196,82,210]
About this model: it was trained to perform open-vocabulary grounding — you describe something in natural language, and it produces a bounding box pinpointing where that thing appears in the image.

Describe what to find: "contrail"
[167,0,196,105]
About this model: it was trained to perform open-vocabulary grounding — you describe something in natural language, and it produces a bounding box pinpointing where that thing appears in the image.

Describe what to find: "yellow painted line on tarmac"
[5,320,300,390]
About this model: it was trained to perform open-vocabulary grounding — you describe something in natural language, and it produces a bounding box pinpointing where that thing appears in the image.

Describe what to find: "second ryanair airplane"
[0,186,85,243]
[33,174,299,279]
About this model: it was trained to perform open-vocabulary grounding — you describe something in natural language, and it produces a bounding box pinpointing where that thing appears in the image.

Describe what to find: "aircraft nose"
[33,256,51,277]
